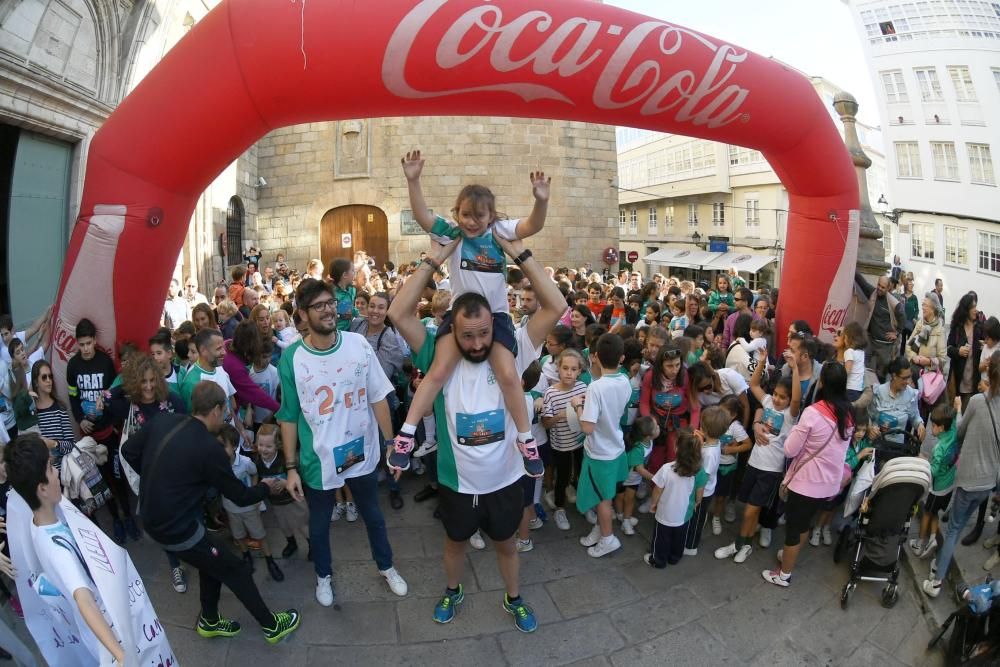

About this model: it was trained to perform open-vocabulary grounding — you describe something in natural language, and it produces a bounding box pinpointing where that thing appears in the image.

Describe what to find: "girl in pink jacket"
[763,362,854,588]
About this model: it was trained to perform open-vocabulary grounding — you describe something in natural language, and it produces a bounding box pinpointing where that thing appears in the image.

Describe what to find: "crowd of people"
[0,153,998,660]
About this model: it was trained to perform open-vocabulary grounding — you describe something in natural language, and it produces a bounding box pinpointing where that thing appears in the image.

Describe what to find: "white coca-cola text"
[382,0,750,128]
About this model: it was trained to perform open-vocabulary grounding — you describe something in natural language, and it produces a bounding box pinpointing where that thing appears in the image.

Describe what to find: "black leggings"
[98,447,133,520]
[552,448,583,509]
[173,534,273,627]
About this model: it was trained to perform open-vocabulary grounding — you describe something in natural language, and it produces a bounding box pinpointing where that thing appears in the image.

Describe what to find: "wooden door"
[319,205,389,274]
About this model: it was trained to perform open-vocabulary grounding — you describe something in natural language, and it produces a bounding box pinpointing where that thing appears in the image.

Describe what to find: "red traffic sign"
[626,250,639,263]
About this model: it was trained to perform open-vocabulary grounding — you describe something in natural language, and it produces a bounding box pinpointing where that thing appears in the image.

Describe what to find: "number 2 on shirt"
[315,385,366,415]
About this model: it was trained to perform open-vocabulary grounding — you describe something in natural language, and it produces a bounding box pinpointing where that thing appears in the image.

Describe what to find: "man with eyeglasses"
[277,278,409,609]
[722,287,759,349]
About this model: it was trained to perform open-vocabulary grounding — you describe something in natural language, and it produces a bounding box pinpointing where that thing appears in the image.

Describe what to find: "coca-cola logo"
[52,318,78,363]
[820,303,847,336]
[383,0,750,128]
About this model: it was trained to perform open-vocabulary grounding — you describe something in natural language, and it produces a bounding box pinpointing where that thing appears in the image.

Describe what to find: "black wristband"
[514,249,533,265]
[422,257,440,271]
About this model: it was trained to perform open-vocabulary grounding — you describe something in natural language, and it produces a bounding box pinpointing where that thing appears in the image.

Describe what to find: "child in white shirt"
[709,395,752,536]
[736,318,770,357]
[646,429,707,568]
[838,322,868,401]
[271,310,299,350]
[683,406,728,554]
[668,300,688,339]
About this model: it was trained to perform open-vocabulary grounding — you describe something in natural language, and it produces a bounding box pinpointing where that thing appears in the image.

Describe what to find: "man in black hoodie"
[121,382,301,645]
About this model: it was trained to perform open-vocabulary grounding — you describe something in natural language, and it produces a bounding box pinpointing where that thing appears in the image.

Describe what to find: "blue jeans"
[304,470,394,578]
[936,487,992,580]
[380,392,401,493]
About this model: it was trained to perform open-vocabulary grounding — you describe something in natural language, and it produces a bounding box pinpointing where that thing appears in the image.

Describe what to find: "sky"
[606,0,880,125]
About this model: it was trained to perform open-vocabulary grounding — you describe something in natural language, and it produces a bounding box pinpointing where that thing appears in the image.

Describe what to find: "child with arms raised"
[389,150,551,477]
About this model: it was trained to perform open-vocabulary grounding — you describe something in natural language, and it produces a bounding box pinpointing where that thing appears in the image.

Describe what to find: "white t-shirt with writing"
[430,215,519,314]
[749,394,793,473]
[580,372,632,461]
[249,364,279,423]
[719,421,750,466]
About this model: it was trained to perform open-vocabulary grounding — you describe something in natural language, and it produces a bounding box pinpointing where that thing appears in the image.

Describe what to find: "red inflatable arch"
[50,0,859,380]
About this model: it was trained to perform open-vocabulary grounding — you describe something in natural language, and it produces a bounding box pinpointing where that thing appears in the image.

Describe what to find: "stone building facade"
[255,117,620,273]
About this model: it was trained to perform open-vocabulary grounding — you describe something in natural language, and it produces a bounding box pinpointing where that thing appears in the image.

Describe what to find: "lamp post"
[877,194,899,224]
[833,91,889,281]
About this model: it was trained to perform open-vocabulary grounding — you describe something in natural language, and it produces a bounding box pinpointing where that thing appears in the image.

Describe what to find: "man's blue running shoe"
[432,585,464,624]
[503,594,538,633]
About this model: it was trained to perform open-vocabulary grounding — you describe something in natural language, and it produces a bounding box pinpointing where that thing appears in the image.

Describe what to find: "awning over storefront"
[644,248,723,270]
[704,252,777,273]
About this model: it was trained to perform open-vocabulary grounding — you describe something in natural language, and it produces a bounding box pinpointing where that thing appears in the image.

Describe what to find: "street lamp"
[877,194,899,224]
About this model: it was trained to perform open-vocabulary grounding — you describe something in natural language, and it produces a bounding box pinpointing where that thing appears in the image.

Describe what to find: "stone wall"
[256,116,619,271]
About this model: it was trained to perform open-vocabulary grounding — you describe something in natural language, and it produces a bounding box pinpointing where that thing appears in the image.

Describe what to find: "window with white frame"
[910,221,936,260]
[728,145,765,166]
[949,66,978,102]
[880,70,909,103]
[629,208,638,234]
[687,204,698,229]
[931,142,960,180]
[882,223,893,259]
[619,209,626,235]
[745,195,760,236]
[945,226,968,265]
[968,143,996,184]
[994,68,1000,93]
[914,67,944,101]
[895,141,923,178]
[712,203,725,227]
[648,207,658,235]
[665,204,674,225]
[980,230,1000,273]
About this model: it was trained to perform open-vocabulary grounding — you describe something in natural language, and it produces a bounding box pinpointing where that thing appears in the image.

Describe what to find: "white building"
[844,0,1000,315]
[617,75,887,290]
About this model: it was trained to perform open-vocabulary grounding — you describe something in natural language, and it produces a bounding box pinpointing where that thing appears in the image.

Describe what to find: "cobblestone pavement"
[121,477,948,667]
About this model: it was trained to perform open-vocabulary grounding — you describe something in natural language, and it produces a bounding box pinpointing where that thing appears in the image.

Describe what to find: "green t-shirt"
[686,468,710,521]
[334,284,358,331]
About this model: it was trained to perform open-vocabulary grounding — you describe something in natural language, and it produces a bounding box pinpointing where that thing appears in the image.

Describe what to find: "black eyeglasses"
[307,300,336,312]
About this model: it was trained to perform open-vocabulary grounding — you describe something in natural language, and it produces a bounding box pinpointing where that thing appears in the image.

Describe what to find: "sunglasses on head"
[662,348,682,359]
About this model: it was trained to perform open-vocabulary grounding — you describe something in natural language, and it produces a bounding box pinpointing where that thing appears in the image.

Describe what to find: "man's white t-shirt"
[276,333,395,491]
[430,215,519,314]
[749,394,793,473]
[699,367,749,407]
[414,325,542,494]
[580,372,632,461]
[652,463,697,527]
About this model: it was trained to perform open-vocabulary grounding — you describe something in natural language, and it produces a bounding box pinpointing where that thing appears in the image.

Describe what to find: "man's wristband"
[286,463,298,471]
[513,249,533,266]
[422,257,440,271]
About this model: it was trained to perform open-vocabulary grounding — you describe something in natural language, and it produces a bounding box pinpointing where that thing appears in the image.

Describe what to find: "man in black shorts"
[388,235,563,633]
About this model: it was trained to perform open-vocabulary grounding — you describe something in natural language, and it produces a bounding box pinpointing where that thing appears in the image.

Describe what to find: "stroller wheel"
[841,582,852,609]
[833,527,850,564]
[881,584,899,609]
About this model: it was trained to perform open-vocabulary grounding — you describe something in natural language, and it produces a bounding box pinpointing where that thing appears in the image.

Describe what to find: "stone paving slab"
[498,612,626,666]
[610,619,737,667]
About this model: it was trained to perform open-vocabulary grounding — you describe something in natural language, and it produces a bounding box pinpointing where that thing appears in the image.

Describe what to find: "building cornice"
[897,208,1000,226]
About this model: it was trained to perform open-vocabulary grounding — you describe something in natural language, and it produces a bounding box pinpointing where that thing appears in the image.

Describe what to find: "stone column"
[833,91,888,281]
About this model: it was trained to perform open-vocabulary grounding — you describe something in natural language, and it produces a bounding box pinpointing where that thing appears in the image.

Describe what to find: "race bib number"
[456,410,504,446]
[762,408,785,436]
[81,399,103,419]
[878,412,899,430]
[334,436,366,474]
[460,235,504,274]
[654,392,682,409]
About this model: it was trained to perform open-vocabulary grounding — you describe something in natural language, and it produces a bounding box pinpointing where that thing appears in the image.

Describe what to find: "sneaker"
[171,567,187,594]
[331,502,345,522]
[622,521,636,536]
[388,433,415,472]
[528,517,544,531]
[112,518,126,545]
[413,438,437,458]
[985,535,1000,549]
[711,517,722,536]
[683,548,698,556]
[516,538,534,553]
[985,553,1000,571]
[282,538,298,559]
[517,437,544,478]
[908,538,924,556]
[822,526,833,546]
[345,502,358,523]
[759,528,772,548]
[921,535,939,560]
[586,510,598,525]
[588,535,621,558]
[930,558,938,579]
[809,527,821,547]
[266,557,284,582]
[503,595,538,633]
[196,614,241,638]
[380,567,408,596]
[614,511,624,522]
[554,509,571,531]
[724,503,737,523]
[433,586,465,624]
[411,457,425,475]
[315,575,334,607]
[262,610,300,645]
[638,500,652,514]
[580,525,602,547]
[643,553,656,567]
[469,531,486,550]
[566,485,577,504]
[124,516,141,541]
[543,490,556,510]
[762,569,791,587]
[922,578,942,598]
[628,517,639,527]
[390,489,404,510]
[734,545,753,563]
[714,543,738,560]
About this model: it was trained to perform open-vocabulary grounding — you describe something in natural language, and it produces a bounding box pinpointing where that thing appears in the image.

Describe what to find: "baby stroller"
[834,429,930,609]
